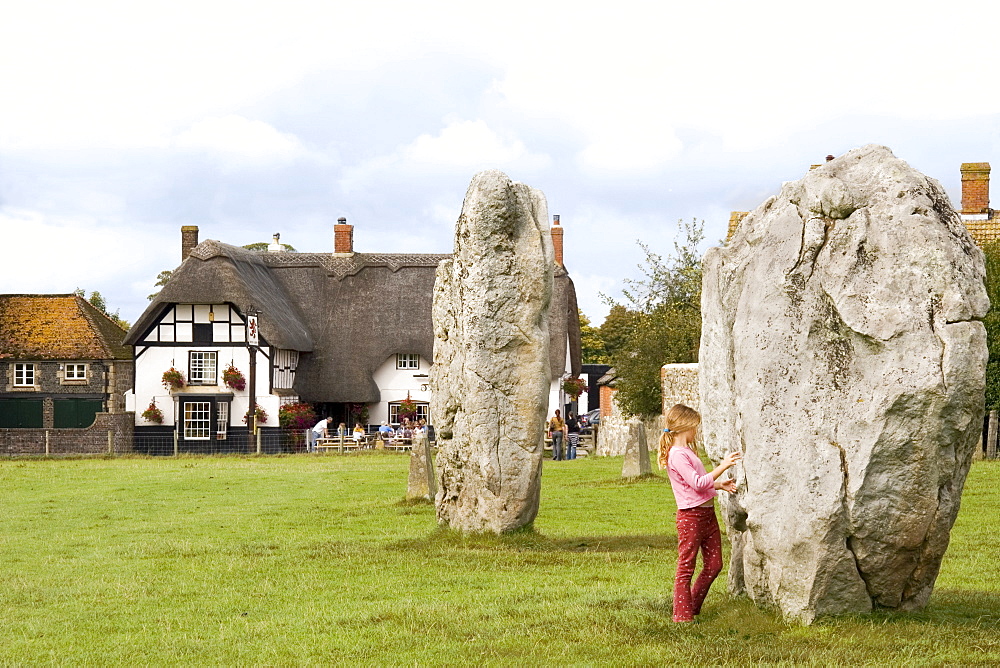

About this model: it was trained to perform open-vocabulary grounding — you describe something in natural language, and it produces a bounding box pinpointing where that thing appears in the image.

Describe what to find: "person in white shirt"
[310,417,331,452]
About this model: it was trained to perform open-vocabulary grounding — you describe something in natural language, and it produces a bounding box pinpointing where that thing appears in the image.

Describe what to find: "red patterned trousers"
[672,505,723,622]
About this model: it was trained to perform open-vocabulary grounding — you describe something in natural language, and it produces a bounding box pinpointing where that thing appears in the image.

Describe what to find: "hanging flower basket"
[161,367,185,390]
[222,365,246,391]
[396,398,418,422]
[141,400,164,424]
[243,406,268,425]
[561,376,586,399]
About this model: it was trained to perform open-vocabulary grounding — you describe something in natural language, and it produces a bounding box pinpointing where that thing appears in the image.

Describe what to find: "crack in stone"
[831,437,875,606]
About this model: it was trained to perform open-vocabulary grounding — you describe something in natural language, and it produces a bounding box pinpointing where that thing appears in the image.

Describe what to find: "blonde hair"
[658,404,702,469]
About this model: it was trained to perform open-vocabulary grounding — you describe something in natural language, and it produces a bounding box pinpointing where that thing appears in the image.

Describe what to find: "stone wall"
[0,412,135,455]
[595,388,663,456]
[661,363,699,414]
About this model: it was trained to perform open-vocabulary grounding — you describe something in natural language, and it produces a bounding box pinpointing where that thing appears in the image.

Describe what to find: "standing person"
[565,411,581,460]
[548,410,566,461]
[660,403,741,623]
[310,416,331,452]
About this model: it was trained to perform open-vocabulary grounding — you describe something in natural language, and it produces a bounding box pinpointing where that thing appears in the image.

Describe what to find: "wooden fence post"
[256,429,262,455]
[45,430,50,456]
[988,410,998,460]
[107,430,114,455]
[173,431,179,457]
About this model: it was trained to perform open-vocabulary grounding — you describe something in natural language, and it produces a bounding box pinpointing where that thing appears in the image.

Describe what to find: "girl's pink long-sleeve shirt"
[667,445,717,509]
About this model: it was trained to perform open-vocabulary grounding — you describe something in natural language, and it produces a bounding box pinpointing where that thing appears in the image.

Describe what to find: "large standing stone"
[406,433,436,501]
[431,170,553,533]
[621,418,651,478]
[701,145,988,623]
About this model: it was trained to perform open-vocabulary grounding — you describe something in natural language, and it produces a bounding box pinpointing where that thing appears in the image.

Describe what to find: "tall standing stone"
[431,170,553,533]
[701,145,988,623]
[621,418,651,478]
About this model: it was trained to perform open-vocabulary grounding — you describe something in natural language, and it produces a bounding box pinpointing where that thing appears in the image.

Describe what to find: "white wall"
[127,345,277,428]
[369,353,432,425]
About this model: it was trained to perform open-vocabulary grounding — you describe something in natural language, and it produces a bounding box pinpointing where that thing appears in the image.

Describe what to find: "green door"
[53,398,103,428]
[0,398,44,428]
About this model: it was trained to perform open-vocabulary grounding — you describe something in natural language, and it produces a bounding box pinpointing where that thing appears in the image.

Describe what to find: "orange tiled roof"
[0,294,131,360]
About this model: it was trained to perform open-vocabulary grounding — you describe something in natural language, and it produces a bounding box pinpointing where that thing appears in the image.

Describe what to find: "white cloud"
[172,115,310,165]
[340,119,550,192]
[405,119,548,169]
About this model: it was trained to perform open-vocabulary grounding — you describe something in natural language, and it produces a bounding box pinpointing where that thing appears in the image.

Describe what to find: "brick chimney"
[334,217,354,255]
[551,215,564,266]
[961,163,991,215]
[181,225,199,261]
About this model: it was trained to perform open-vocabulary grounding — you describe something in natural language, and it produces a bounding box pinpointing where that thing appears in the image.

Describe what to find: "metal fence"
[131,429,310,457]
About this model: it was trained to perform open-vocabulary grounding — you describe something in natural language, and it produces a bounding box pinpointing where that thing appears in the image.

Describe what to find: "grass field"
[0,453,998,666]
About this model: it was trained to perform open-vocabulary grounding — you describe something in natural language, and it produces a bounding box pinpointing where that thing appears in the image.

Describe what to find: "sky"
[2,1,999,327]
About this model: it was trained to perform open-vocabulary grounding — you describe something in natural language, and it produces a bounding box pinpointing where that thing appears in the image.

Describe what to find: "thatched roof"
[0,294,131,360]
[126,241,582,403]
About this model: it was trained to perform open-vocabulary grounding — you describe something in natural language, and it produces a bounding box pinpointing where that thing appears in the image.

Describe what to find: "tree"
[75,288,130,330]
[242,242,297,252]
[579,309,608,364]
[603,219,705,417]
[147,270,173,301]
[982,242,1000,410]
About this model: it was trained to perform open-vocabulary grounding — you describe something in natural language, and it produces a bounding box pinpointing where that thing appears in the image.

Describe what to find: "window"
[13,363,35,387]
[396,353,419,370]
[64,363,88,381]
[388,402,430,426]
[184,401,211,440]
[216,402,229,440]
[189,351,218,385]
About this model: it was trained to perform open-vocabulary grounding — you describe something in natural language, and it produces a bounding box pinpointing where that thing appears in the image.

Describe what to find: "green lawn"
[0,454,998,666]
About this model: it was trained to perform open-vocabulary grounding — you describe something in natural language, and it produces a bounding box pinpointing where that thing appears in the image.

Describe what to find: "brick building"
[0,294,133,454]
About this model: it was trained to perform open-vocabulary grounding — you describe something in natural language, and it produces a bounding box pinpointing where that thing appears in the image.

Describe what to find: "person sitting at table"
[378,421,393,440]
[337,422,347,440]
[353,423,366,443]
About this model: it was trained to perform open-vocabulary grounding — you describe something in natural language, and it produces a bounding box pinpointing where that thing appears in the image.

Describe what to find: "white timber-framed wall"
[125,303,288,439]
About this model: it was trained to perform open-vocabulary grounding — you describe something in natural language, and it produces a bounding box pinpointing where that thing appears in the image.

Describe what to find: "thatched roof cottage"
[124,220,581,448]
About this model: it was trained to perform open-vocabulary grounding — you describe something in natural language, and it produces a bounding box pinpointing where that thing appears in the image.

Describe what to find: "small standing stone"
[406,433,436,501]
[621,418,651,478]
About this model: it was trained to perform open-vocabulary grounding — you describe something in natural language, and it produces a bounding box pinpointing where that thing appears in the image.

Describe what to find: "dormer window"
[396,353,419,370]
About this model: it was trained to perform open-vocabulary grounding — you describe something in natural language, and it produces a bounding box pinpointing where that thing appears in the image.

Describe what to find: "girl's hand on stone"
[716,478,737,493]
[722,451,742,469]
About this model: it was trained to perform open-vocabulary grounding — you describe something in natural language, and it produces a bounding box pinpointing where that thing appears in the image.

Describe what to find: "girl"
[660,403,741,623]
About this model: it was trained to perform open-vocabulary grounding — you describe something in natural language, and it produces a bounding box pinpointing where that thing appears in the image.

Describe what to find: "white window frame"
[396,353,419,370]
[64,363,88,381]
[388,401,430,426]
[184,401,211,440]
[189,351,218,385]
[14,363,35,387]
[216,402,229,440]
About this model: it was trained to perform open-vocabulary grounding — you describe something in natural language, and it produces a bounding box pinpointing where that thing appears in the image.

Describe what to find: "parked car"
[581,408,601,433]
